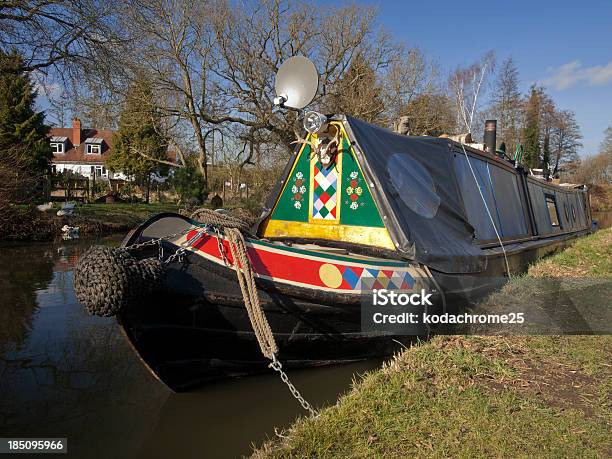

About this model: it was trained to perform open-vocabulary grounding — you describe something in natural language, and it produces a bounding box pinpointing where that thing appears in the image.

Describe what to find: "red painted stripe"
[185,229,349,289]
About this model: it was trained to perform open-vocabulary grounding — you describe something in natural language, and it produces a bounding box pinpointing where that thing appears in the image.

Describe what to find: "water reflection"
[593,210,612,229]
[0,235,383,458]
[0,243,54,352]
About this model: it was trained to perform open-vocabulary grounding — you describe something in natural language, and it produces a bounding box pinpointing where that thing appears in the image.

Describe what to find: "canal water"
[593,210,612,230]
[0,236,383,459]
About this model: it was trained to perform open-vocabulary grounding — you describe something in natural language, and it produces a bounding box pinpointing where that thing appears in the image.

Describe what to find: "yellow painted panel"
[260,219,396,251]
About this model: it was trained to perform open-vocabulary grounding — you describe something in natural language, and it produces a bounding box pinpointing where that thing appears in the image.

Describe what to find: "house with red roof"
[49,118,180,187]
[48,118,123,179]
[48,118,129,180]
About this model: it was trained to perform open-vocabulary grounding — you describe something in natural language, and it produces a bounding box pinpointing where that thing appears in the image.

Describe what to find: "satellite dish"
[274,56,318,109]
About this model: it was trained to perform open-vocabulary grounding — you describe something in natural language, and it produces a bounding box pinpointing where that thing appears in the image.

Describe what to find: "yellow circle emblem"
[319,263,343,289]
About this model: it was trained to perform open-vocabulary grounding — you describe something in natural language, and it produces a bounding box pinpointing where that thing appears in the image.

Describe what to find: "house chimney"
[484,120,497,155]
[72,118,82,146]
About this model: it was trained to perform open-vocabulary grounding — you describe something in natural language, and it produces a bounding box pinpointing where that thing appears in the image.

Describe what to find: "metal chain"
[269,354,318,418]
[162,246,187,265]
[122,228,192,251]
[122,227,202,265]
[213,227,231,267]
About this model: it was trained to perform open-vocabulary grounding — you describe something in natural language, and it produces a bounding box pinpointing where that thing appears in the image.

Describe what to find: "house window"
[87,144,101,154]
[545,194,560,227]
[51,142,65,154]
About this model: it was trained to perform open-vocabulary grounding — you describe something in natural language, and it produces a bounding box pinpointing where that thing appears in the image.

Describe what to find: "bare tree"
[383,47,438,130]
[109,0,395,185]
[395,93,455,136]
[0,0,125,75]
[570,151,612,184]
[324,53,386,124]
[550,109,582,177]
[206,0,395,146]
[448,51,496,134]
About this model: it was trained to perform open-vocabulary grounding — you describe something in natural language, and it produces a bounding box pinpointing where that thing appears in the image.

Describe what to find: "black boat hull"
[117,214,590,391]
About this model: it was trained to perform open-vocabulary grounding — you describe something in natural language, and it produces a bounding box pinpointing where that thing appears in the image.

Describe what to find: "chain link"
[122,227,204,265]
[213,227,231,267]
[122,228,191,251]
[269,354,318,418]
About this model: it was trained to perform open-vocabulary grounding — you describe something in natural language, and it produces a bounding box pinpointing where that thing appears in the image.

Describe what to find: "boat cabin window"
[453,154,528,242]
[545,194,560,227]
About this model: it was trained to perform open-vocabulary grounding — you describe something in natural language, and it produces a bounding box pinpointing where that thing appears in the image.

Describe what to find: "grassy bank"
[0,203,180,241]
[254,229,612,458]
[73,203,180,233]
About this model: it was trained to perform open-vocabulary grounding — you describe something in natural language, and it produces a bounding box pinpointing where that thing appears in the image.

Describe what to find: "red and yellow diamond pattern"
[312,163,338,220]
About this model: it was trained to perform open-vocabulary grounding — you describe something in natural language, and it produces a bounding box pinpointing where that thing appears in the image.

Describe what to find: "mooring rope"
[191,208,277,358]
[460,143,512,277]
[191,208,317,416]
[225,227,278,359]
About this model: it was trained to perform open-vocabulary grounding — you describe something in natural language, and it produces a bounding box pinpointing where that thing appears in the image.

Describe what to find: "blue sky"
[37,1,610,156]
[364,0,612,156]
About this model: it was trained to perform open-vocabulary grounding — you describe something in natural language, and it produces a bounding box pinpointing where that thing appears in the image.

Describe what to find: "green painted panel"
[339,138,385,227]
[270,145,311,222]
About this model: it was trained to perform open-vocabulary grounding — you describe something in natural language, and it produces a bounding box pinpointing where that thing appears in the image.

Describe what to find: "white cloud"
[542,60,612,90]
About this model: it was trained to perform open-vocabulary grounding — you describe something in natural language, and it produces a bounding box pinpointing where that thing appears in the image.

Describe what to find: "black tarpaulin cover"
[344,116,485,274]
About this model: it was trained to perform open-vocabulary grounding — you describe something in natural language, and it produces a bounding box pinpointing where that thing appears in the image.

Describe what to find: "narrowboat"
[78,58,592,391]
[115,112,591,390]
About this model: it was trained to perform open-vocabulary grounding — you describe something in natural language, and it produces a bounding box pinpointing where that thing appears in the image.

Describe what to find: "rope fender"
[74,246,165,317]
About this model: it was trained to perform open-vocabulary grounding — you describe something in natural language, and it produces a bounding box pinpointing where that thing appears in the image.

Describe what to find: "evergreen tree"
[327,54,385,124]
[0,49,51,174]
[522,85,541,168]
[107,79,167,202]
[172,161,208,205]
[401,93,456,136]
[600,125,612,156]
[490,57,522,151]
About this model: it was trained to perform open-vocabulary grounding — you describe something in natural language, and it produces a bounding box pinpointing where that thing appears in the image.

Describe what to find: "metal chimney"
[484,120,497,155]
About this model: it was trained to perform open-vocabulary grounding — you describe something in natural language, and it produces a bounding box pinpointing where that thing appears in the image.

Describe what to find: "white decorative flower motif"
[299,185,306,193]
[291,185,298,193]
[294,201,302,209]
[346,186,354,195]
[350,201,359,210]
[355,186,363,196]
[295,172,304,180]
[350,171,358,179]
